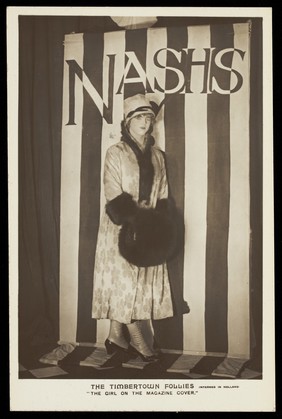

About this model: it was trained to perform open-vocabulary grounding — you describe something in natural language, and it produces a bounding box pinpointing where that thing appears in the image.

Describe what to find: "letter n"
[66,56,115,125]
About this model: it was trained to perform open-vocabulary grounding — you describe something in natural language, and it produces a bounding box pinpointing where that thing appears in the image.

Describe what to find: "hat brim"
[126,109,155,122]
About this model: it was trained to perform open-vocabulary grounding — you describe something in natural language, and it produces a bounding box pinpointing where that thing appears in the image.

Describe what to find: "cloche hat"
[124,94,155,122]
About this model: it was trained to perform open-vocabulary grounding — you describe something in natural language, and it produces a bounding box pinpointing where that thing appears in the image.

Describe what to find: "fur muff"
[106,192,137,225]
[119,204,177,267]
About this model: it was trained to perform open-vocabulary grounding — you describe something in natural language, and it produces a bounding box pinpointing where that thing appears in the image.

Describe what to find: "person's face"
[128,113,154,139]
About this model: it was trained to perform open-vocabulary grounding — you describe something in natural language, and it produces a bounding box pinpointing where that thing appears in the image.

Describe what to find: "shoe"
[105,339,128,355]
[128,344,159,362]
[126,320,159,362]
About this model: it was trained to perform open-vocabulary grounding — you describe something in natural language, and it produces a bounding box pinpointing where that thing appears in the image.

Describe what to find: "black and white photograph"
[8,6,275,412]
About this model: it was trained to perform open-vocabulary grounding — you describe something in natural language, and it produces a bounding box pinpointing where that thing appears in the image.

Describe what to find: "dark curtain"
[18,16,121,349]
[19,16,262,367]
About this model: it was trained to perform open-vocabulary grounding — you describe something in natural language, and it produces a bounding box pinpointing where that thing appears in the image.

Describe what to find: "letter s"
[154,48,185,94]
[212,48,245,94]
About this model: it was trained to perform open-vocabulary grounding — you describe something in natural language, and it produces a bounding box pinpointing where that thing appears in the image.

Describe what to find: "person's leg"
[126,321,158,361]
[106,320,128,353]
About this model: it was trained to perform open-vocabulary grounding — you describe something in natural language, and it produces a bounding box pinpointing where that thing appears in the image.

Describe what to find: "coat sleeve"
[103,146,123,201]
[104,145,137,225]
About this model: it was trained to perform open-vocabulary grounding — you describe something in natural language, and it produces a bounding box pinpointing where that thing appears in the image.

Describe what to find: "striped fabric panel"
[59,23,252,358]
[205,23,233,354]
[183,24,210,354]
[228,23,251,358]
[76,32,104,343]
[159,26,187,349]
[59,33,84,343]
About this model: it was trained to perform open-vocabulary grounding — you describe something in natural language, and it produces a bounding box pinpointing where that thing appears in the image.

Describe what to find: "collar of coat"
[121,123,155,203]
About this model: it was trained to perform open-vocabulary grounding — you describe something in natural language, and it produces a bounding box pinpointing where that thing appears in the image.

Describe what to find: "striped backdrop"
[59,23,251,358]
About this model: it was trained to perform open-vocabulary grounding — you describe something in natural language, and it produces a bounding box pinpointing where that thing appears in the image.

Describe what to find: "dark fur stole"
[121,122,155,203]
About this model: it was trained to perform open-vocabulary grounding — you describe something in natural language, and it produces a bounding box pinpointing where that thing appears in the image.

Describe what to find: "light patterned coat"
[91,140,174,324]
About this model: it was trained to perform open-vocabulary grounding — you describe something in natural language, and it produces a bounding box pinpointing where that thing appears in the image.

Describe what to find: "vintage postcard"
[7,6,275,412]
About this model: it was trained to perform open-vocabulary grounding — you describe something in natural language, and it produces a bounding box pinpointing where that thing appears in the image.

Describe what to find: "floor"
[18,341,262,380]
